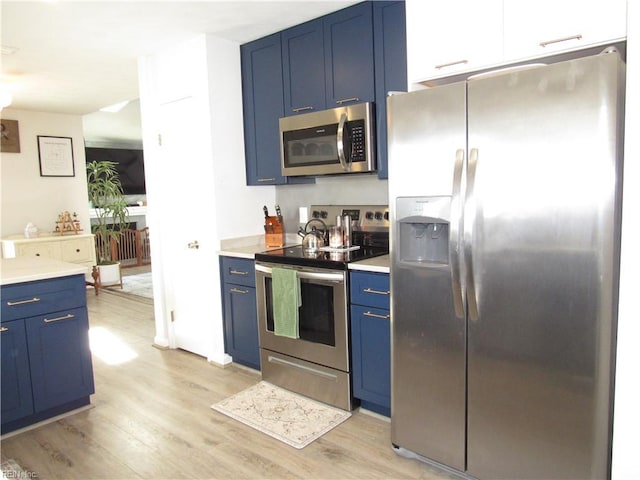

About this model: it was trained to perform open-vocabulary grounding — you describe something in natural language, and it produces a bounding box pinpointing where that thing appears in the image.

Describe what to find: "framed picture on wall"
[38,135,75,177]
[1,119,21,153]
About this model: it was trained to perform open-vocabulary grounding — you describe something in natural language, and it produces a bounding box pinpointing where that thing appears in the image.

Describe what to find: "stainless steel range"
[254,205,389,410]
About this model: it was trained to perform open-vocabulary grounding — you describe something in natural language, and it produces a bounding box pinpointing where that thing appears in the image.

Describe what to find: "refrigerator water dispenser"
[396,196,451,264]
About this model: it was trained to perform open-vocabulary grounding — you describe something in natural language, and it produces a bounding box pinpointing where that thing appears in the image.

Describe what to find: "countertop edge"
[1,257,88,286]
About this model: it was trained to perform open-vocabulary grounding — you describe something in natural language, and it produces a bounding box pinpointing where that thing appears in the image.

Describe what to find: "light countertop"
[348,254,390,273]
[1,257,88,286]
[217,234,300,259]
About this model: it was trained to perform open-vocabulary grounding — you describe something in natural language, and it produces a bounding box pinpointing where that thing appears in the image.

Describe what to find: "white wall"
[275,175,388,229]
[0,109,90,241]
[138,33,275,362]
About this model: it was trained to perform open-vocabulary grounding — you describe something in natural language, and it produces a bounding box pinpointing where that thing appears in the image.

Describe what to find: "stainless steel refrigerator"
[388,50,625,480]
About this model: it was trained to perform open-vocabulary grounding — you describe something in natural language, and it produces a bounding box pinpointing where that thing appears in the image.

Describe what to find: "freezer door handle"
[450,148,465,318]
[464,148,480,321]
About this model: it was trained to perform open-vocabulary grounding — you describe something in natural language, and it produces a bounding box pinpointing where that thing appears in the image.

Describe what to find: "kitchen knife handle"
[450,148,465,319]
[464,148,480,322]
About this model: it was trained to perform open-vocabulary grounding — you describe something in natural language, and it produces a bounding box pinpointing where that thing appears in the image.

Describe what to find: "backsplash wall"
[275,174,388,232]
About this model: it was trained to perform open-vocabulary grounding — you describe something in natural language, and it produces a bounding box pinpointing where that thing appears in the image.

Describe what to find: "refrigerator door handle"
[450,148,465,318]
[464,147,480,321]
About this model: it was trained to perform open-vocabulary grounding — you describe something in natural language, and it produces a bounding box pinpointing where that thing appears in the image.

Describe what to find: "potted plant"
[86,160,129,286]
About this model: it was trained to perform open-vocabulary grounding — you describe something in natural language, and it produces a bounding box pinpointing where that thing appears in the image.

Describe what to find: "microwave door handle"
[336,113,350,171]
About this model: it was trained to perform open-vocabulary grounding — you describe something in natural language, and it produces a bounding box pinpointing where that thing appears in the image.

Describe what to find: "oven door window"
[265,278,335,346]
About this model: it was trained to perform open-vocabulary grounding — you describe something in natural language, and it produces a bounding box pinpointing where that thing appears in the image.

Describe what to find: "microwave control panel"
[347,120,366,163]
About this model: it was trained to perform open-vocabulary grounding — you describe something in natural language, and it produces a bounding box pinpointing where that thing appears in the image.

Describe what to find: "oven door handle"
[255,263,344,282]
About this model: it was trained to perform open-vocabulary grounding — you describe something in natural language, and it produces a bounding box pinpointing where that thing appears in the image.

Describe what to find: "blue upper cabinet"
[373,1,407,179]
[324,2,375,108]
[241,33,287,185]
[282,19,326,115]
[241,1,406,183]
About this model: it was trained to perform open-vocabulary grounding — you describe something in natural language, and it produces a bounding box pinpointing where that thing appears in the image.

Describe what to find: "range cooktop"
[255,244,389,270]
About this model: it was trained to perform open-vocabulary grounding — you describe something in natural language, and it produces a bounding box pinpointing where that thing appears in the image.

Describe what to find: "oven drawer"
[350,271,390,310]
[220,257,255,287]
[260,349,353,411]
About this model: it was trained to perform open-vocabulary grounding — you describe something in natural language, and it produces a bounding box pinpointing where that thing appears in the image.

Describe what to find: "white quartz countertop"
[217,234,299,259]
[348,254,390,273]
[1,257,88,285]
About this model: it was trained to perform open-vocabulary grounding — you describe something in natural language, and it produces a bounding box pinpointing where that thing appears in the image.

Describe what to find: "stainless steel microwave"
[279,102,376,177]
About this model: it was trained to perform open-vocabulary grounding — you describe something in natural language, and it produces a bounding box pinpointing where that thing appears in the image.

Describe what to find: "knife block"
[265,216,284,247]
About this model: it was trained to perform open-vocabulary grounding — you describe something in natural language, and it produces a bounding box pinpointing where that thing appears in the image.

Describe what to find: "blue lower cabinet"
[350,303,391,416]
[1,319,35,423]
[26,307,95,412]
[220,257,260,370]
[1,274,94,434]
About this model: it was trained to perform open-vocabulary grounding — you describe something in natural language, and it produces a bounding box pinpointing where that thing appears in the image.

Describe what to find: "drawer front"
[16,242,61,259]
[60,237,94,263]
[221,257,256,287]
[350,271,390,309]
[1,274,87,322]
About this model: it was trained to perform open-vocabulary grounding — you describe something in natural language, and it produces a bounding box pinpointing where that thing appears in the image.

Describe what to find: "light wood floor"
[1,288,454,480]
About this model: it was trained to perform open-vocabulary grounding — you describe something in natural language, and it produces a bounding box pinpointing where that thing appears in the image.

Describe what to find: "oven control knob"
[320,210,328,219]
[374,211,383,221]
[384,211,389,221]
[312,210,320,219]
[365,211,374,220]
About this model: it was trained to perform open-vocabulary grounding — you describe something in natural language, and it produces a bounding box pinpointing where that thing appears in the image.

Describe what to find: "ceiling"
[1,0,358,145]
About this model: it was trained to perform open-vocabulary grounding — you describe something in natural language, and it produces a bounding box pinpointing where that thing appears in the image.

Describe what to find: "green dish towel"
[272,267,301,339]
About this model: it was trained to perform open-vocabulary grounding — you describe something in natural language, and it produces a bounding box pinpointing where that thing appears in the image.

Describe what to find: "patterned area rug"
[108,272,153,299]
[211,381,351,449]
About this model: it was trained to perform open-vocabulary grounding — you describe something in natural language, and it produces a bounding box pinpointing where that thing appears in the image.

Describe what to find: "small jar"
[329,226,344,248]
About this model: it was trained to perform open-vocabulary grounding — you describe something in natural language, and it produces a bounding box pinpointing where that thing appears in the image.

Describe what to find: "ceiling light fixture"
[99,100,130,113]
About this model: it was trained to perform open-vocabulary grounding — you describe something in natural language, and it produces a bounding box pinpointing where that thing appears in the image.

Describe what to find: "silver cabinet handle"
[44,313,75,323]
[258,178,276,182]
[230,288,249,294]
[435,59,469,70]
[464,148,480,322]
[363,311,390,320]
[292,106,313,113]
[450,148,465,319]
[229,269,249,276]
[363,288,390,296]
[0,327,9,333]
[188,240,199,249]
[7,297,41,306]
[539,34,582,48]
[336,97,359,105]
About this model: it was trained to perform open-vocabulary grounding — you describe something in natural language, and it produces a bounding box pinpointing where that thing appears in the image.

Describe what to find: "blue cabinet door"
[241,33,287,185]
[324,2,375,107]
[221,257,260,370]
[26,307,95,412]
[1,319,34,423]
[282,19,326,115]
[374,1,407,179]
[350,304,391,416]
[223,284,260,370]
